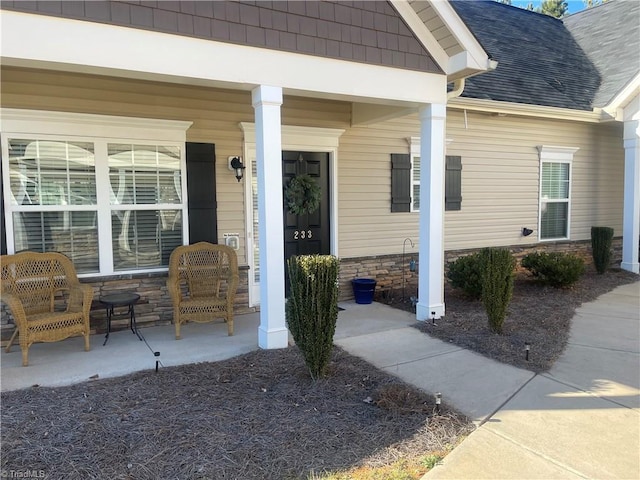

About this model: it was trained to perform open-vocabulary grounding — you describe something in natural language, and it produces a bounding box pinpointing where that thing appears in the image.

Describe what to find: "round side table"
[99,293,142,346]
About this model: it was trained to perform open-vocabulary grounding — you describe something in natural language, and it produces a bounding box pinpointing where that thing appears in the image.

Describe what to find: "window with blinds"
[391,151,461,213]
[8,139,99,272]
[540,162,571,240]
[5,137,185,274]
[108,144,183,271]
[412,155,421,211]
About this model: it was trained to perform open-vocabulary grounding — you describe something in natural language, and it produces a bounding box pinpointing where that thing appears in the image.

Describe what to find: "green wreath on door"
[285,174,322,215]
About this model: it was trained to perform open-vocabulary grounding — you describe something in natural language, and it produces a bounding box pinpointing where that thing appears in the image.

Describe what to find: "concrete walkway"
[337,282,640,480]
[2,282,638,478]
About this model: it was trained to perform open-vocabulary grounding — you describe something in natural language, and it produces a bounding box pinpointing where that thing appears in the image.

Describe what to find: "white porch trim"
[251,86,288,350]
[239,123,344,308]
[0,10,446,106]
[621,99,640,274]
[416,103,447,321]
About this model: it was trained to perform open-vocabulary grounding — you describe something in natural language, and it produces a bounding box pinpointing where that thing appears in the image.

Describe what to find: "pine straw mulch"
[381,266,638,373]
[1,346,473,480]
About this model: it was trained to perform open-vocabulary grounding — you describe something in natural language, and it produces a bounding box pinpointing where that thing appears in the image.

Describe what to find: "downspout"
[447,78,466,100]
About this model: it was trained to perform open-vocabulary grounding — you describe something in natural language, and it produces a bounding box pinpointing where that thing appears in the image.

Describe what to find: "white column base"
[258,326,289,349]
[417,302,445,321]
[620,261,640,274]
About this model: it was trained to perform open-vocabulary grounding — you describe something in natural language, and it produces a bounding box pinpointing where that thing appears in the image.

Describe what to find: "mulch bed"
[1,347,473,480]
[381,266,638,373]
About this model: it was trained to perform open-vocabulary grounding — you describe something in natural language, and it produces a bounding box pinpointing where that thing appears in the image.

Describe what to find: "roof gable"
[0,0,442,74]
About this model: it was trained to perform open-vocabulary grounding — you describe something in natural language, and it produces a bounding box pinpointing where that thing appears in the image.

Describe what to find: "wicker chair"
[1,251,93,366]
[167,242,239,339]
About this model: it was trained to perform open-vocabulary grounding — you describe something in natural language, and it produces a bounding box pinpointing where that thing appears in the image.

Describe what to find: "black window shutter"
[445,155,462,211]
[391,153,411,212]
[186,142,218,244]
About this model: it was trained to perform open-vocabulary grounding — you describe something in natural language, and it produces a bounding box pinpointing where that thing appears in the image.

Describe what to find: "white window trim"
[537,145,579,242]
[407,136,453,213]
[1,108,192,277]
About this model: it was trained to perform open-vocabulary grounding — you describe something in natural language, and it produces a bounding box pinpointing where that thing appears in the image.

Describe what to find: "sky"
[511,0,587,14]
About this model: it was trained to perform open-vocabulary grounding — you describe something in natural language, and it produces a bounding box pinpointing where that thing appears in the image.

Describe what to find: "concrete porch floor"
[0,301,416,392]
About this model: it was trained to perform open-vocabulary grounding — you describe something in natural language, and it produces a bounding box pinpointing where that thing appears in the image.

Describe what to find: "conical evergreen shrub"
[479,248,515,334]
[591,226,614,274]
[285,255,339,380]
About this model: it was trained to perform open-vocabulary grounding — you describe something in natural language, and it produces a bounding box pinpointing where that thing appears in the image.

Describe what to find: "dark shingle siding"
[451,0,602,111]
[0,0,441,74]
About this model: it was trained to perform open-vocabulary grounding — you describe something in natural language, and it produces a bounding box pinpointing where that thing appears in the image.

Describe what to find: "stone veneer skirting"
[1,266,255,343]
[0,238,624,342]
[338,237,624,301]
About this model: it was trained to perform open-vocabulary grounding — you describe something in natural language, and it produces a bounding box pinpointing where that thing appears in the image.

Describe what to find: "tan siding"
[1,67,625,264]
[337,116,420,257]
[0,67,350,265]
[444,109,624,250]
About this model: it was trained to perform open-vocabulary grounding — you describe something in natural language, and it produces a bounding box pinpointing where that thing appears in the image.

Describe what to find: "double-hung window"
[390,137,461,213]
[537,146,578,241]
[2,109,192,275]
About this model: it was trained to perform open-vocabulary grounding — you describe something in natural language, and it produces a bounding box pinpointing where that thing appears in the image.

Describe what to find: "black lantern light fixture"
[228,156,245,182]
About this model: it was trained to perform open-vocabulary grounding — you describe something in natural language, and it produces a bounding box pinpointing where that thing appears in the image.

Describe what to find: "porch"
[0,301,416,392]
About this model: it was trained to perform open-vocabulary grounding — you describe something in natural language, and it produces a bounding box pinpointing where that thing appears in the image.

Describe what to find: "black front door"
[283,151,330,294]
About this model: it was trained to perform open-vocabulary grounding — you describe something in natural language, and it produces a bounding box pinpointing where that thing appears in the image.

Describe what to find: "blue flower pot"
[351,278,377,304]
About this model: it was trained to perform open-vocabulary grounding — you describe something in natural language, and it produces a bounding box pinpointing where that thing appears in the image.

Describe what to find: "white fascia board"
[448,97,604,123]
[391,0,491,77]
[602,74,640,121]
[389,0,449,72]
[429,0,492,72]
[0,10,446,105]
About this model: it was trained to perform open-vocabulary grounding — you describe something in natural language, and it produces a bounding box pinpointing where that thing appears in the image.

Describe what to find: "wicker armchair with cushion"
[167,242,239,339]
[1,251,93,366]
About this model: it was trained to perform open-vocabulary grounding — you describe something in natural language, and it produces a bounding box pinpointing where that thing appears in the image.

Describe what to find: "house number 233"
[293,230,313,239]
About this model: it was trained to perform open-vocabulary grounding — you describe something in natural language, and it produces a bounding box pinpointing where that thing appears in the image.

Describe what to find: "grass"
[311,451,448,480]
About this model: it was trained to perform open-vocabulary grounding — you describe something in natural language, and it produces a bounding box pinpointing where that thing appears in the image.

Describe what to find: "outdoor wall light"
[522,227,534,237]
[228,156,245,182]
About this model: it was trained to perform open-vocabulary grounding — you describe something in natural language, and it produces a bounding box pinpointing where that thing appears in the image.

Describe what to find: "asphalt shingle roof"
[450,0,639,111]
[563,0,640,108]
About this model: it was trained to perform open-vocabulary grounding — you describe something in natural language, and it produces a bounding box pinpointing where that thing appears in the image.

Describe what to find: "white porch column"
[252,85,288,349]
[416,103,446,321]
[621,117,640,274]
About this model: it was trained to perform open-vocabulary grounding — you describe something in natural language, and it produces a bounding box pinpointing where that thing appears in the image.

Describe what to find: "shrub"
[285,254,339,380]
[446,253,483,299]
[479,248,515,334]
[591,226,614,274]
[521,251,585,288]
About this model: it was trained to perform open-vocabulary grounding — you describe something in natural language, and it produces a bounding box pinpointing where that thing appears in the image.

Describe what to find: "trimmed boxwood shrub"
[591,226,614,274]
[479,248,515,334]
[446,253,483,300]
[521,251,585,288]
[285,254,339,380]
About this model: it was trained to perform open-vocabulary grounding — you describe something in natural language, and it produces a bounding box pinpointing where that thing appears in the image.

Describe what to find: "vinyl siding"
[0,67,350,265]
[1,67,625,263]
[445,109,624,250]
